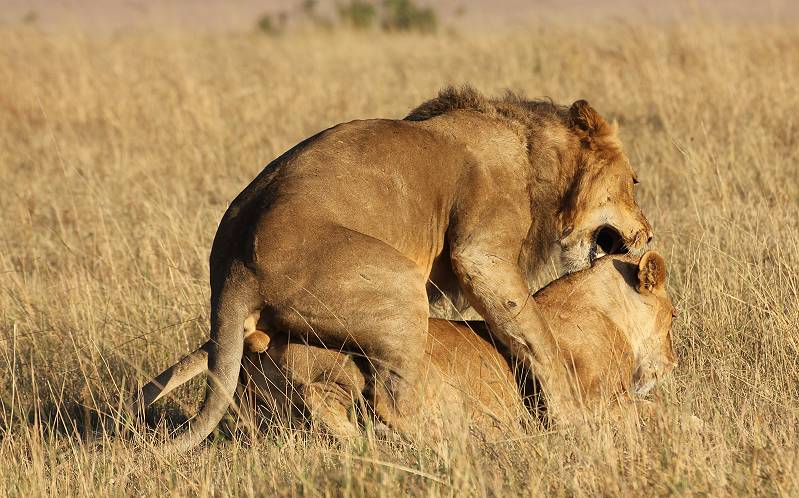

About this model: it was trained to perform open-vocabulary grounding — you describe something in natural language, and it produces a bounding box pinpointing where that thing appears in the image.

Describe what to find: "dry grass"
[1,18,798,496]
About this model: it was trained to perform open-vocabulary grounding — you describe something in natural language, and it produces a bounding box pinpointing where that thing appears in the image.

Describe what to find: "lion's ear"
[637,251,666,294]
[568,100,613,139]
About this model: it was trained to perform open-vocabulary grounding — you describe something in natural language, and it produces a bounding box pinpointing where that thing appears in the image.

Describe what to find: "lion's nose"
[634,230,654,247]
[642,226,654,245]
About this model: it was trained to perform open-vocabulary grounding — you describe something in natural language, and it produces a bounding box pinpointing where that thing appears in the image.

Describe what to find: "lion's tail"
[128,341,211,416]
[166,266,256,452]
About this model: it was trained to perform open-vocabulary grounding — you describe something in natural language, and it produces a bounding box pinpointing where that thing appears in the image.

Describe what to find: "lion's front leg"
[449,246,581,420]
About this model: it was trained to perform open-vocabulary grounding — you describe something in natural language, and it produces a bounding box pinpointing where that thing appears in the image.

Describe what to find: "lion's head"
[557,100,653,274]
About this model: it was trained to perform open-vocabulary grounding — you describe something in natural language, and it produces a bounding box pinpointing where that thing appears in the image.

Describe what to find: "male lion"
[135,86,653,450]
[135,252,676,439]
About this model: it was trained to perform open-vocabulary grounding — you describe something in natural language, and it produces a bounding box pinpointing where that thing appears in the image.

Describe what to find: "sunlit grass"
[0,19,797,496]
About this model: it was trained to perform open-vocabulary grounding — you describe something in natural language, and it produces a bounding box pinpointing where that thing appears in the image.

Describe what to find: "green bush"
[338,0,378,30]
[302,0,318,15]
[256,12,289,35]
[257,14,276,34]
[382,0,437,33]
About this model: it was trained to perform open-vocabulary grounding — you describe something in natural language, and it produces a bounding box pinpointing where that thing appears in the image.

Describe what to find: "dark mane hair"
[405,85,568,125]
[405,85,622,161]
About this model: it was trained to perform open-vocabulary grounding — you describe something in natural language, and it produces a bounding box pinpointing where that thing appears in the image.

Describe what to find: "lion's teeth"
[595,250,606,258]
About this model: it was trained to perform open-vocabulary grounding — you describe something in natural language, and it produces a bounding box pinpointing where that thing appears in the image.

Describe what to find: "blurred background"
[2,0,798,31]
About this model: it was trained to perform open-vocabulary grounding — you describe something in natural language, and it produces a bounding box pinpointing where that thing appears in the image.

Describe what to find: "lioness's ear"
[637,250,666,294]
[568,99,612,138]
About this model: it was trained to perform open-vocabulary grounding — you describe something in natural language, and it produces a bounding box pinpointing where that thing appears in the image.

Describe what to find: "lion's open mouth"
[589,225,626,263]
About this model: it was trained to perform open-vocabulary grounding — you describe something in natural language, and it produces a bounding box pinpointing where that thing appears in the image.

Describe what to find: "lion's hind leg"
[257,226,432,437]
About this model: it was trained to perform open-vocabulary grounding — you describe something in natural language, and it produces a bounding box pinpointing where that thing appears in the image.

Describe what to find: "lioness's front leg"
[449,231,580,419]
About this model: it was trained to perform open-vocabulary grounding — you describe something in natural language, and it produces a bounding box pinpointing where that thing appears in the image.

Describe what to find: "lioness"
[236,251,676,438]
[139,86,653,450]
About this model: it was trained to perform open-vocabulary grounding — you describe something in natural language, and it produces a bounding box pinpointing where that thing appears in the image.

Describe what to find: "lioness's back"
[423,320,525,430]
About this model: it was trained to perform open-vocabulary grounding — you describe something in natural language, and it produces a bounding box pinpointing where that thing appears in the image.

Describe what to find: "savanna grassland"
[1,15,798,497]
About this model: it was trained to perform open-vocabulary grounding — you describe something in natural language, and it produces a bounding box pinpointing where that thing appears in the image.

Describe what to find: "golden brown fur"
[237,320,525,439]
[237,251,676,438]
[134,86,653,450]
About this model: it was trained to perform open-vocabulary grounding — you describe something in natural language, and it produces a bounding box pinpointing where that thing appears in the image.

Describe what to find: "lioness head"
[629,250,677,395]
[557,100,653,274]
[536,250,678,401]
